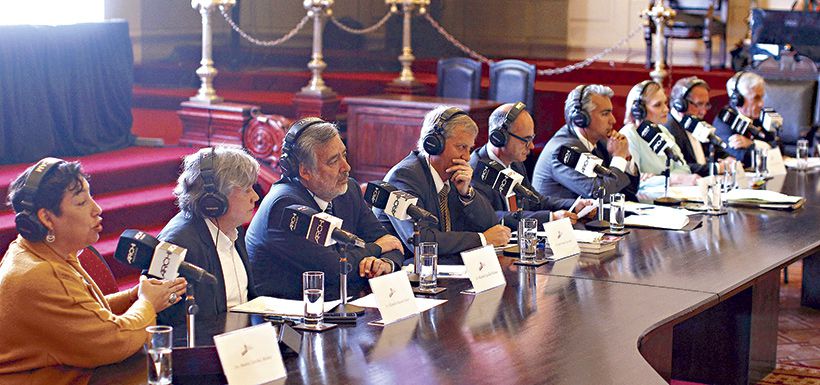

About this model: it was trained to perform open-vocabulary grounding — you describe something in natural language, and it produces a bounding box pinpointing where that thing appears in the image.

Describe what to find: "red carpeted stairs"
[0,146,197,290]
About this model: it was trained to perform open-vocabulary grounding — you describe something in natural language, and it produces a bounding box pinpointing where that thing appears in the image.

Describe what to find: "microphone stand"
[584,177,610,230]
[332,243,365,316]
[185,283,198,347]
[654,156,681,206]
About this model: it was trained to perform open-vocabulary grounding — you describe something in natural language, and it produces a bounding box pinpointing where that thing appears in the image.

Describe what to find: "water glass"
[518,218,538,262]
[609,193,625,232]
[722,159,737,193]
[418,242,438,291]
[753,147,768,179]
[303,271,325,325]
[796,139,810,171]
[705,177,723,213]
[146,325,173,385]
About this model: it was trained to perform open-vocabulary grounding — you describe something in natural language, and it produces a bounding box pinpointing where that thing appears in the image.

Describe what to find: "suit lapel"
[415,152,445,231]
[193,217,228,313]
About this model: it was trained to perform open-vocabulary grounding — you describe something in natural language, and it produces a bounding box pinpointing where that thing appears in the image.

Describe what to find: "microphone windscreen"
[115,229,160,269]
[280,205,317,236]
[364,181,396,210]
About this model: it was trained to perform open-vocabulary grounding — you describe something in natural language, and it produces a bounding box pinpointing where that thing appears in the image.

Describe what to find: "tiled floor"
[778,260,820,367]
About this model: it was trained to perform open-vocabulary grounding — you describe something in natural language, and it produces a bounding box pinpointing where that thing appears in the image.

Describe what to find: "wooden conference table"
[92,170,820,385]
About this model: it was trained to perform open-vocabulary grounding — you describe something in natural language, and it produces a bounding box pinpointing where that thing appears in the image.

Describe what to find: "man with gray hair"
[532,84,640,201]
[712,71,776,166]
[247,118,404,300]
[375,106,510,264]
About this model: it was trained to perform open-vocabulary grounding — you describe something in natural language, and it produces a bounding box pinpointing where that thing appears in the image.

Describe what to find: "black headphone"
[729,71,747,108]
[631,80,657,121]
[422,107,467,155]
[13,157,64,241]
[672,78,708,113]
[279,117,327,178]
[489,102,527,147]
[569,85,590,129]
[196,148,229,218]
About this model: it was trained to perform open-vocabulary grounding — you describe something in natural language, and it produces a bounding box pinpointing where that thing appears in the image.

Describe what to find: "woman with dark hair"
[0,158,186,385]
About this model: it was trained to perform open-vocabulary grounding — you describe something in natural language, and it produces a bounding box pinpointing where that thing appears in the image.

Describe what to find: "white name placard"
[767,147,788,176]
[543,217,580,260]
[213,323,287,385]
[369,271,419,324]
[461,245,506,293]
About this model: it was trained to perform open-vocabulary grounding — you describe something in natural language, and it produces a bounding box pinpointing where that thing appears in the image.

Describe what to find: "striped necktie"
[438,184,451,232]
[325,202,334,216]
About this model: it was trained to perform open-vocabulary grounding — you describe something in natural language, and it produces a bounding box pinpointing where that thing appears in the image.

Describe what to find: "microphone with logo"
[363,181,438,224]
[636,121,684,164]
[115,229,218,285]
[555,145,613,229]
[474,160,541,204]
[280,204,366,248]
[719,108,766,140]
[679,114,728,150]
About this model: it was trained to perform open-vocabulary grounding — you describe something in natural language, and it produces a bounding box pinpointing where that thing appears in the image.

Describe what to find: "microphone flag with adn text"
[364,181,438,224]
[680,114,728,149]
[556,145,612,177]
[281,204,366,248]
[719,108,765,140]
[475,160,541,203]
[760,108,783,133]
[636,121,683,164]
[115,229,218,285]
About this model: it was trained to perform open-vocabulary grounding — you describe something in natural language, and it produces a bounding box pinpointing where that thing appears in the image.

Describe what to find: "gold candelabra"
[385,0,430,85]
[190,0,235,104]
[642,0,676,85]
[301,0,335,95]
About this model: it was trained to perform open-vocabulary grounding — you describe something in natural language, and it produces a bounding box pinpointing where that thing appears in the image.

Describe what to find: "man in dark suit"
[375,106,511,264]
[157,147,260,327]
[469,102,596,230]
[665,76,736,177]
[532,84,640,201]
[246,119,404,300]
[713,71,776,167]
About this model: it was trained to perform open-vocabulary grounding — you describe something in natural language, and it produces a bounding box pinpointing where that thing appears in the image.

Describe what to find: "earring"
[46,231,55,243]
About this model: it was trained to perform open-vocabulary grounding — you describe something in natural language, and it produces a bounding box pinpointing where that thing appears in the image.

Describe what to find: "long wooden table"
[92,169,820,385]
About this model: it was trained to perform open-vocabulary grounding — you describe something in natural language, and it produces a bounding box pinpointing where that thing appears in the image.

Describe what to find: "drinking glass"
[418,242,438,291]
[303,271,324,326]
[609,193,625,232]
[705,177,723,213]
[796,139,810,171]
[146,325,173,385]
[753,147,768,179]
[518,218,538,262]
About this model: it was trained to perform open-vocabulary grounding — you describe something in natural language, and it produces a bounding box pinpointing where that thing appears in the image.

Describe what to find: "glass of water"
[609,193,625,232]
[705,177,723,213]
[518,218,538,262]
[303,271,325,326]
[722,159,737,193]
[418,242,438,291]
[753,147,768,179]
[145,325,173,385]
[796,139,810,171]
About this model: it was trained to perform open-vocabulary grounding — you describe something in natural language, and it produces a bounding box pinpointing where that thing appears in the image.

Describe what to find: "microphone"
[474,160,541,203]
[364,181,438,224]
[636,121,683,164]
[555,145,612,177]
[114,229,218,285]
[719,108,765,140]
[760,108,783,133]
[680,114,728,150]
[280,204,366,248]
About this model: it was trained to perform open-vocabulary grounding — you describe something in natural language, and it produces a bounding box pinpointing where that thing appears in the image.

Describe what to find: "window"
[0,0,104,26]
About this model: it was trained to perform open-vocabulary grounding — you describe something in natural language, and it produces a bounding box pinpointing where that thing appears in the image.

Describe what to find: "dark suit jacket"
[246,177,403,300]
[375,151,498,264]
[713,106,776,167]
[156,212,256,327]
[531,125,640,201]
[468,145,575,230]
[665,114,729,177]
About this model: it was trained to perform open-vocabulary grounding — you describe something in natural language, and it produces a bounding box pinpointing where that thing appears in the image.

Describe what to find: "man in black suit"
[157,147,260,326]
[532,84,640,201]
[246,118,404,300]
[469,102,596,230]
[375,106,510,264]
[713,71,776,167]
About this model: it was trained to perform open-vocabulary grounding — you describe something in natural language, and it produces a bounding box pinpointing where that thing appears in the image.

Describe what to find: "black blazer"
[246,177,404,300]
[712,106,776,167]
[374,151,498,264]
[665,114,730,177]
[156,212,256,327]
[468,145,575,230]
[531,125,640,201]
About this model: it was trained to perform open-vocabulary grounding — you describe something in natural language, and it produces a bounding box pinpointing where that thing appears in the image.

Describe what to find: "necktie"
[438,184,451,232]
[325,202,334,216]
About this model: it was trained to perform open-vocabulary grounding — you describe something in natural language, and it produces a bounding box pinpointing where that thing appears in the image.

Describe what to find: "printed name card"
[460,245,506,293]
[213,323,287,385]
[543,217,580,260]
[767,147,788,176]
[369,271,419,324]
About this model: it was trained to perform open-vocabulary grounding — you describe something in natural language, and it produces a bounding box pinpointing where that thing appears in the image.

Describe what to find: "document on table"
[229,296,341,316]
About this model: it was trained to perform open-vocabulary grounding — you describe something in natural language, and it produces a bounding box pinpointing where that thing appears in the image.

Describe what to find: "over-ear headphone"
[13,157,64,241]
[631,80,657,121]
[729,71,747,108]
[197,148,229,218]
[672,78,708,113]
[489,102,527,147]
[569,85,590,129]
[279,117,327,178]
[422,107,467,156]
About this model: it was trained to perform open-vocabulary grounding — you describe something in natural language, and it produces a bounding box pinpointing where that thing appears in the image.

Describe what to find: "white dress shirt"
[204,219,248,308]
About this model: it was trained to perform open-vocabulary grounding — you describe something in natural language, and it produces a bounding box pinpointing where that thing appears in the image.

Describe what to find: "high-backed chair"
[488,59,536,111]
[644,0,728,71]
[436,57,482,99]
[78,245,119,296]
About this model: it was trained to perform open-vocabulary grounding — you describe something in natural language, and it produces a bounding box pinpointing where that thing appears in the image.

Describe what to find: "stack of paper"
[724,189,804,210]
[624,211,690,230]
[229,296,341,316]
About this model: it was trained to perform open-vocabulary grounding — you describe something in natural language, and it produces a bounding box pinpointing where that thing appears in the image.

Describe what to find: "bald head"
[488,102,535,164]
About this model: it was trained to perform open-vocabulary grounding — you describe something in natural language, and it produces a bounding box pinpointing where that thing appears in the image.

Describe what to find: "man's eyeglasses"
[509,132,535,145]
[686,100,712,110]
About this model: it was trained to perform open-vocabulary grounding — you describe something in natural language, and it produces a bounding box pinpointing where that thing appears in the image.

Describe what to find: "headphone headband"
[730,71,747,108]
[280,117,328,178]
[14,157,65,241]
[423,107,467,155]
[489,102,527,147]
[672,78,708,113]
[631,80,658,121]
[569,85,591,129]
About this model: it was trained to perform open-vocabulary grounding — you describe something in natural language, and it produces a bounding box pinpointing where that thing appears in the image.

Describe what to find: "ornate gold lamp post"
[642,0,676,85]
[301,0,334,96]
[190,0,235,104]
[385,0,430,94]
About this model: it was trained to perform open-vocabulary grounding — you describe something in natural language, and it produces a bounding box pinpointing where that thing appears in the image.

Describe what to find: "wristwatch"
[460,186,476,200]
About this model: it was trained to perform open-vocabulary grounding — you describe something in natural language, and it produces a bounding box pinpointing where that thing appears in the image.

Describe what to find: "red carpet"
[0,146,197,289]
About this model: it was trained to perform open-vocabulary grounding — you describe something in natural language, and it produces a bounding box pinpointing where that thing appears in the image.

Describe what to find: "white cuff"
[478,233,487,246]
[610,156,628,172]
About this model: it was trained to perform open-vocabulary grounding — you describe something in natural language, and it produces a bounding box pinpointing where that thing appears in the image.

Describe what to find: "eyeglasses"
[509,132,535,145]
[686,99,712,110]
